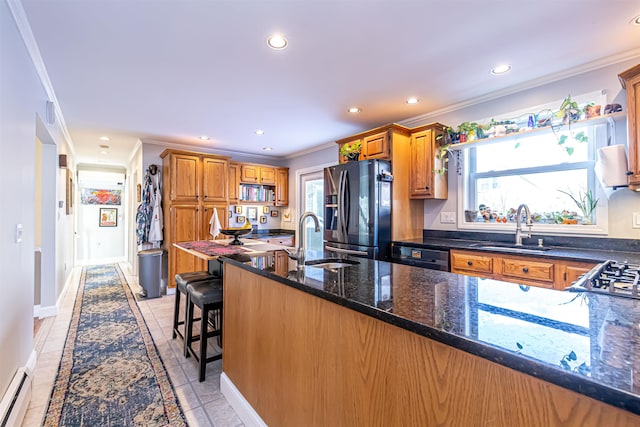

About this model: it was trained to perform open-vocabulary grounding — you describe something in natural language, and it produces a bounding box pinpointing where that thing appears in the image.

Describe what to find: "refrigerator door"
[324,160,392,259]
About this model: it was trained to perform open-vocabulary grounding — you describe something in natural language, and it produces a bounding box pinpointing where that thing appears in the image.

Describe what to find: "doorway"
[298,168,326,253]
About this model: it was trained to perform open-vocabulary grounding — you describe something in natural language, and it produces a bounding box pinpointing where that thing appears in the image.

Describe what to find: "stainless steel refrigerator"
[323,159,393,260]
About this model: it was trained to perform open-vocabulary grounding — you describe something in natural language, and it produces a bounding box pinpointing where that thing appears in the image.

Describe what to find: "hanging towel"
[148,173,163,243]
[136,170,153,245]
[209,207,222,239]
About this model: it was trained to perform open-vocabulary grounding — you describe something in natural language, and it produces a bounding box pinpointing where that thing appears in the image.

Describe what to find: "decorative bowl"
[219,228,252,245]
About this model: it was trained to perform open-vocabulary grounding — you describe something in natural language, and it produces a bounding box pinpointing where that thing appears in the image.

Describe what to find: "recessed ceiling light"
[491,64,512,75]
[99,144,110,155]
[632,15,640,25]
[255,129,265,136]
[347,107,362,113]
[262,147,273,151]
[199,135,210,140]
[267,34,288,50]
[406,97,420,105]
[99,136,110,141]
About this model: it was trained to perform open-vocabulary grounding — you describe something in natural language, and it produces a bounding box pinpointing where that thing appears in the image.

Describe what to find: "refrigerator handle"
[339,170,349,240]
[337,170,344,241]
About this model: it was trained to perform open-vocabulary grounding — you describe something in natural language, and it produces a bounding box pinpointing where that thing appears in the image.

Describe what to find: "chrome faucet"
[288,211,320,269]
[515,204,533,246]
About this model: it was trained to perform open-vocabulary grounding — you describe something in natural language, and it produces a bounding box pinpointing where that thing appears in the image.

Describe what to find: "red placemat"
[175,240,250,256]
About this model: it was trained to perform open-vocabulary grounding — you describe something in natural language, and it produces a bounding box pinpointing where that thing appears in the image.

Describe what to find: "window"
[458,120,609,233]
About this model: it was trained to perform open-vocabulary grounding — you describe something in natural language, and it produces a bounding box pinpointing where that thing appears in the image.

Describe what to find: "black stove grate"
[567,260,640,299]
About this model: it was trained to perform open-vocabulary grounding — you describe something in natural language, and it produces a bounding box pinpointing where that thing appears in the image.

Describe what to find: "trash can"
[138,249,164,298]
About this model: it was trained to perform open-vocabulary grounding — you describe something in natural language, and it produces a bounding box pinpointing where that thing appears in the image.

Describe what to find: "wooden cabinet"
[161,149,231,288]
[228,162,240,204]
[275,167,289,206]
[450,249,597,290]
[335,124,425,240]
[240,164,275,185]
[409,123,448,199]
[619,64,640,191]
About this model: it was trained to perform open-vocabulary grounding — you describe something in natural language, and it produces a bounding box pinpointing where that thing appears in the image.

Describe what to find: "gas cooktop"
[567,260,640,299]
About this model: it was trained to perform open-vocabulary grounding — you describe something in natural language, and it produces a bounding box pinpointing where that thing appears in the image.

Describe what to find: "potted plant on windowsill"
[340,141,361,162]
[558,188,598,225]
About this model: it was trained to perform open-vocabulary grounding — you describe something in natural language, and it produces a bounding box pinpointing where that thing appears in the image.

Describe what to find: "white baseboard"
[166,287,175,295]
[220,372,267,427]
[26,350,37,375]
[37,305,57,318]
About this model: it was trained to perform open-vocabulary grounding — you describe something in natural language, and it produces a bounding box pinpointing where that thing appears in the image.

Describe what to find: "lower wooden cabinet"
[450,249,597,290]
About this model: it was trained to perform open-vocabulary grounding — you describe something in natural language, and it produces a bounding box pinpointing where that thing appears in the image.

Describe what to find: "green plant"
[456,121,479,135]
[558,188,598,222]
[433,143,452,175]
[340,141,361,157]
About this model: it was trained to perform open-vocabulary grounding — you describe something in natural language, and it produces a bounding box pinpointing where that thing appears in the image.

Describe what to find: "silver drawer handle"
[325,245,367,256]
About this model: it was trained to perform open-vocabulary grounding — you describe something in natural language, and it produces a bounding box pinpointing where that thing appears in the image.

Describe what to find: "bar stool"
[172,271,216,348]
[184,280,223,382]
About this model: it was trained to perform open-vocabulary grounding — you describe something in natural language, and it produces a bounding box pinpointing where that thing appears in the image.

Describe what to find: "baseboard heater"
[0,368,32,427]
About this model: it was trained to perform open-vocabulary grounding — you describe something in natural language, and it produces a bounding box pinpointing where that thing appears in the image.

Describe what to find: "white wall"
[401,58,640,239]
[0,0,74,399]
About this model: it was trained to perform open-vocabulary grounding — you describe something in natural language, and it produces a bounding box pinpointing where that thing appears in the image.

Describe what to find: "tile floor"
[21,263,244,427]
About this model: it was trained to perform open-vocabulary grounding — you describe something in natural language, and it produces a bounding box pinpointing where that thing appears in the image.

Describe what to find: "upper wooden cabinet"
[167,152,201,202]
[409,123,448,200]
[240,164,276,185]
[275,167,289,207]
[619,64,640,191]
[202,157,228,203]
[336,124,409,163]
[228,162,240,204]
[161,150,230,203]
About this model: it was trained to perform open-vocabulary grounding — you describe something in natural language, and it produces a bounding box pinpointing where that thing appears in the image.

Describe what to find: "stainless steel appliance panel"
[392,244,450,271]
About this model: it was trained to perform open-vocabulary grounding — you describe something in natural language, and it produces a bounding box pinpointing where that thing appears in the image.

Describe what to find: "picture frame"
[235,206,243,214]
[270,210,279,217]
[65,168,74,215]
[229,210,232,218]
[259,215,267,224]
[236,215,246,223]
[247,207,257,220]
[99,208,117,227]
[263,206,270,214]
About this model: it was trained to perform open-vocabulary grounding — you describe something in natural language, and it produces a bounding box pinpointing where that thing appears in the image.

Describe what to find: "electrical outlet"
[440,212,456,224]
[633,212,640,229]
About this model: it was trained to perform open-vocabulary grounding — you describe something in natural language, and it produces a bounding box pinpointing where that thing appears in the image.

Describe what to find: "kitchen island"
[219,250,640,426]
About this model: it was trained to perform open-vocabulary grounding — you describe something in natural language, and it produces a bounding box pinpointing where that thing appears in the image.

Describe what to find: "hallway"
[22,264,244,427]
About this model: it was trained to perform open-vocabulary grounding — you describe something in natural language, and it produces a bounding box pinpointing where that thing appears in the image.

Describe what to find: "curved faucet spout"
[515,203,533,246]
[292,212,320,269]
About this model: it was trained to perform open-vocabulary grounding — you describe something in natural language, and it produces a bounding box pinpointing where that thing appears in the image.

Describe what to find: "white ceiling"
[19,0,640,167]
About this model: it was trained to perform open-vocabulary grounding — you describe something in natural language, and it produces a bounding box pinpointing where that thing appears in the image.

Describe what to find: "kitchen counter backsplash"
[421,229,640,253]
[221,250,640,415]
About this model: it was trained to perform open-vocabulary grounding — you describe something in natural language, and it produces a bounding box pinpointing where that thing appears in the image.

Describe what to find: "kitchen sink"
[470,242,551,254]
[305,258,360,269]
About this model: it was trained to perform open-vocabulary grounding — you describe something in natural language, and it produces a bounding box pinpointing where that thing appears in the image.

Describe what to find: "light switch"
[440,212,456,224]
[16,224,23,243]
[633,212,640,229]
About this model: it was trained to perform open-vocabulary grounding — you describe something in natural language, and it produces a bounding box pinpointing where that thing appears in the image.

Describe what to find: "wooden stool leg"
[184,295,194,358]
[199,306,209,382]
[172,289,181,339]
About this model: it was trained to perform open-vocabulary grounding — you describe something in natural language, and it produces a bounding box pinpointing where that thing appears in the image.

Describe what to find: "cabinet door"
[275,167,289,206]
[169,205,204,280]
[202,157,228,202]
[450,250,493,277]
[558,260,597,290]
[619,64,640,190]
[409,129,434,198]
[260,167,276,185]
[202,204,229,241]
[362,131,390,159]
[170,153,200,202]
[228,162,240,203]
[240,165,261,183]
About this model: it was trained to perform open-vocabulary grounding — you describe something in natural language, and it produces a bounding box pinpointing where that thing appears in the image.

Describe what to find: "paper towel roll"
[595,145,628,188]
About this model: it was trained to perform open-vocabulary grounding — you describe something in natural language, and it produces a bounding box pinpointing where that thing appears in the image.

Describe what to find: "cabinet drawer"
[450,251,493,274]
[500,258,554,283]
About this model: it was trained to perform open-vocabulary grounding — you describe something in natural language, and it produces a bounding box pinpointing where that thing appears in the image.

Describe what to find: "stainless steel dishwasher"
[391,243,450,271]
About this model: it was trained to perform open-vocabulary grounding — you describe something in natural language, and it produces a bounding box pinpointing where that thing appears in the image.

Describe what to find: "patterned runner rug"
[43,265,187,426]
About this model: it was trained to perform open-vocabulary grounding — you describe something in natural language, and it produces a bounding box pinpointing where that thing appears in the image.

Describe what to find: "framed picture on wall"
[235,206,243,214]
[259,216,267,224]
[270,210,279,217]
[263,206,270,214]
[247,207,257,220]
[236,215,246,224]
[99,208,117,227]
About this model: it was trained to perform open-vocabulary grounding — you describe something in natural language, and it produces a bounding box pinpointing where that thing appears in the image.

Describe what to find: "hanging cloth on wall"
[209,207,221,239]
[135,168,153,245]
[148,173,163,243]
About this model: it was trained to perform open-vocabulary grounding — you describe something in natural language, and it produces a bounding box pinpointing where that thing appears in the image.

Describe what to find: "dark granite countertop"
[220,250,640,416]
[393,231,640,264]
[244,229,295,239]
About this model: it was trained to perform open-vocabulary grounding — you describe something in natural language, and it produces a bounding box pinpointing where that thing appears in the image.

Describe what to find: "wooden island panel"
[222,263,640,426]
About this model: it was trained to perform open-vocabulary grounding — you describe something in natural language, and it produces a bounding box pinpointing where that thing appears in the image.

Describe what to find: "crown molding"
[284,141,336,160]
[400,49,640,128]
[7,0,76,156]
[141,138,289,162]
